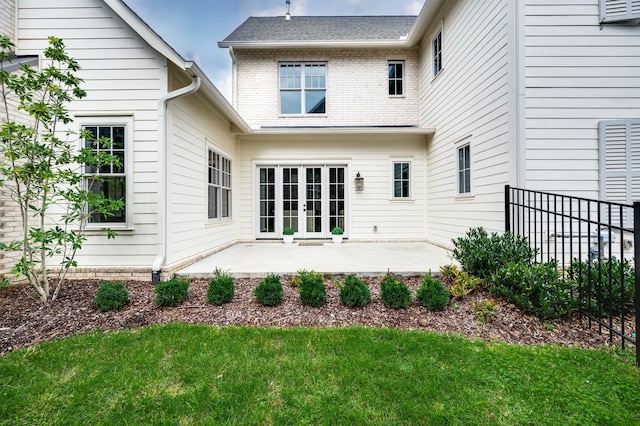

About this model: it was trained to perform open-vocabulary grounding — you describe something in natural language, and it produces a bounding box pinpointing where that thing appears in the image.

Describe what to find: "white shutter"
[600,0,640,23]
[600,120,640,227]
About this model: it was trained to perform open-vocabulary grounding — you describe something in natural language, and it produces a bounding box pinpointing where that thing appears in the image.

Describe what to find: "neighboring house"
[0,0,638,282]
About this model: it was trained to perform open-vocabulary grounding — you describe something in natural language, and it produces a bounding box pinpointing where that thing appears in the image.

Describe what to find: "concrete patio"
[177,241,454,279]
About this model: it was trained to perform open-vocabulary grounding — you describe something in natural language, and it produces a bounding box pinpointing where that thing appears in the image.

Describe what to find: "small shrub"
[472,299,496,325]
[94,281,129,312]
[452,227,536,280]
[380,273,411,309]
[338,275,372,308]
[490,261,576,320]
[439,264,459,279]
[207,268,235,305]
[416,273,449,311]
[155,277,190,307]
[297,270,326,307]
[567,258,635,316]
[331,227,344,235]
[449,270,483,299]
[254,273,284,306]
[283,227,295,236]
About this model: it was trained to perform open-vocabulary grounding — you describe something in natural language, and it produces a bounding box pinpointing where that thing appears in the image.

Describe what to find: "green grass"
[1,325,639,425]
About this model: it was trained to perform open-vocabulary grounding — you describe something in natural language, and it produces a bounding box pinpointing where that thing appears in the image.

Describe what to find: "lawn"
[1,325,638,425]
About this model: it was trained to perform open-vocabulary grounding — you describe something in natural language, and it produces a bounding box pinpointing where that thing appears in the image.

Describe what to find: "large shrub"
[452,227,536,280]
[207,268,235,306]
[297,270,326,307]
[490,261,576,319]
[567,258,635,316]
[416,274,449,311]
[380,274,412,309]
[94,281,129,312]
[254,273,284,306]
[155,277,190,307]
[338,275,372,308]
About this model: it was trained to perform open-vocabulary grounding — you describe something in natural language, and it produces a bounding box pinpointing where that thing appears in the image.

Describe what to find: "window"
[279,63,326,114]
[433,30,443,77]
[600,0,640,23]
[393,162,411,198]
[208,149,232,219]
[599,120,640,226]
[457,144,471,195]
[83,124,126,224]
[388,61,404,96]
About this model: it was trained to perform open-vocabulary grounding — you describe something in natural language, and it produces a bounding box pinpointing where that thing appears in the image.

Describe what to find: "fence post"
[634,202,640,367]
[505,185,511,233]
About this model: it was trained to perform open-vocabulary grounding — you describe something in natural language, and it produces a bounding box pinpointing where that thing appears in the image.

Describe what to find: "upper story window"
[279,63,326,115]
[208,149,232,220]
[83,124,127,225]
[388,61,404,96]
[433,30,443,77]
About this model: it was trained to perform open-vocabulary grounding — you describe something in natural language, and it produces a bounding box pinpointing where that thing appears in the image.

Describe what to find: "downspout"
[515,0,527,187]
[152,75,201,284]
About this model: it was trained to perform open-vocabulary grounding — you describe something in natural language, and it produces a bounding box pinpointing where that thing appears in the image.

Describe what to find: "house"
[0,0,638,282]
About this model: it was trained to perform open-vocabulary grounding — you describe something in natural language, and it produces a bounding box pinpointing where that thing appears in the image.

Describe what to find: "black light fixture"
[355,171,364,191]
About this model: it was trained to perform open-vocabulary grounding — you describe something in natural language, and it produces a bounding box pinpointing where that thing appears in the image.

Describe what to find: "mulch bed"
[0,277,631,354]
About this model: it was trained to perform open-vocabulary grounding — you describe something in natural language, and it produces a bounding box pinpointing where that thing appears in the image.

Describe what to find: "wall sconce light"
[355,171,364,191]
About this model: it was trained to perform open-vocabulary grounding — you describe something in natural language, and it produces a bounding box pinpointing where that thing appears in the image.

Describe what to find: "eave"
[217,40,409,49]
[248,126,435,136]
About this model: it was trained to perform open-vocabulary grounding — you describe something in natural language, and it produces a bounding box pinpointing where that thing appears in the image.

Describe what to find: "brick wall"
[234,47,420,128]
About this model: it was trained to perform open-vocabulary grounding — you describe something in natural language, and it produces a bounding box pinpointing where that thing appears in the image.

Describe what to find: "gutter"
[152,73,201,284]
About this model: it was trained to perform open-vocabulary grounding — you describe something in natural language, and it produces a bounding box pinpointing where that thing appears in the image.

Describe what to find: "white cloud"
[406,0,424,15]
[215,73,234,103]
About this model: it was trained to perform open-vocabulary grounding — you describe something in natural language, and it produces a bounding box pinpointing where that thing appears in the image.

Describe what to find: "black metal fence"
[505,185,639,365]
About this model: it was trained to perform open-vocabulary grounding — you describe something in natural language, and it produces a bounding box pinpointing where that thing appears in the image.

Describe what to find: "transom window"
[393,162,411,198]
[458,144,471,194]
[388,60,404,96]
[83,125,126,224]
[433,30,443,77]
[279,63,326,115]
[208,149,232,219]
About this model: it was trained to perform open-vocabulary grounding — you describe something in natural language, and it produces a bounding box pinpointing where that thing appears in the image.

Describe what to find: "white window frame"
[388,60,405,96]
[78,115,133,229]
[457,142,472,196]
[599,0,640,24]
[391,160,412,200]
[279,62,327,115]
[432,27,443,78]
[207,147,232,221]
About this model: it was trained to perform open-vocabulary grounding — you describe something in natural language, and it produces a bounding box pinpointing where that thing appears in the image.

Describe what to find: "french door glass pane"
[283,168,299,232]
[259,168,276,233]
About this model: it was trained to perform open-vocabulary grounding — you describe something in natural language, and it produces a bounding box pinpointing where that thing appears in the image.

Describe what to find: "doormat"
[298,242,325,247]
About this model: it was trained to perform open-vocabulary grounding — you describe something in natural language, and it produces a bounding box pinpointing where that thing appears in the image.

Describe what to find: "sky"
[122,0,425,101]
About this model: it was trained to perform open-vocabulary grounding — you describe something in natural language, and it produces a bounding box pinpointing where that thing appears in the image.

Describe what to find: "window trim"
[207,145,232,222]
[432,27,443,78]
[456,141,472,196]
[388,60,405,97]
[77,115,133,229]
[391,160,412,200]
[278,62,327,116]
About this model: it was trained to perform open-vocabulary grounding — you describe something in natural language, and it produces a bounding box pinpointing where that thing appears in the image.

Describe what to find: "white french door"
[257,165,346,239]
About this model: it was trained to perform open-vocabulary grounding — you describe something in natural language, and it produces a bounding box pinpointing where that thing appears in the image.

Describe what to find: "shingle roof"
[219,16,417,46]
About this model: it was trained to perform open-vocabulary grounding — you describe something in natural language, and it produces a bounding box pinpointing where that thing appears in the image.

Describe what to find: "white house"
[0,0,638,282]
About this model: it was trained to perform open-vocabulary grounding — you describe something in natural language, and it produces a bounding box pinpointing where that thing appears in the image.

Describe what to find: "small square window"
[279,63,326,115]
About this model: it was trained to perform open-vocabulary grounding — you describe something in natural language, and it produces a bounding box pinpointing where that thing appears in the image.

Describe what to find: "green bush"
[567,258,635,316]
[380,274,412,309]
[338,275,372,308]
[452,227,536,280]
[297,270,326,307]
[94,281,129,312]
[449,270,483,299]
[416,274,449,311]
[490,261,576,320]
[207,268,235,306]
[154,277,190,307]
[254,273,284,306]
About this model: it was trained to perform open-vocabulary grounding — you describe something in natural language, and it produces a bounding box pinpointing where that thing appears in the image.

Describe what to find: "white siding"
[524,0,640,199]
[16,0,167,267]
[236,135,427,240]
[421,0,514,247]
[165,70,239,266]
[234,48,420,128]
